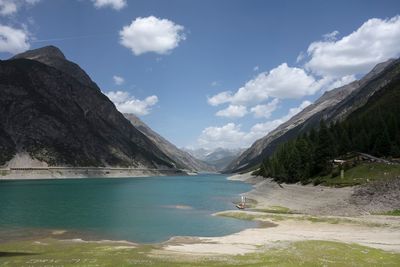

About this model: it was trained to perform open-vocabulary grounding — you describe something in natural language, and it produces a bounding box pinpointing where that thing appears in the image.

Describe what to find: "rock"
[0,46,175,169]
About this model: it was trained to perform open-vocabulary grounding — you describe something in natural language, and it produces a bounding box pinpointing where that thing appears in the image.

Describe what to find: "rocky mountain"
[0,46,175,169]
[184,147,244,171]
[123,113,215,172]
[225,58,399,173]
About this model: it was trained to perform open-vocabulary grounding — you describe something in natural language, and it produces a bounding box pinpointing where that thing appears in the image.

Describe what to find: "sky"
[0,0,400,150]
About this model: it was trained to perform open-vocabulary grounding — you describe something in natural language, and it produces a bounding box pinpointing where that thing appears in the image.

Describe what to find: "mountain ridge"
[123,113,215,172]
[0,46,176,169]
[225,58,399,173]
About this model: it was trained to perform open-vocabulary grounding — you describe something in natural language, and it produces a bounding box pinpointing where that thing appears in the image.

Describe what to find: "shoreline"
[161,172,400,255]
[0,168,187,180]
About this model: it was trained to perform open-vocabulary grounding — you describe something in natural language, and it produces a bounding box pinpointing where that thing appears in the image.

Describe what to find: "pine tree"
[314,120,335,175]
[373,126,392,157]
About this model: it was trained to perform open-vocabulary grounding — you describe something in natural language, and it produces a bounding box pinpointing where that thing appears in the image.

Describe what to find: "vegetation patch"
[313,163,400,187]
[379,210,400,216]
[0,239,399,266]
[216,211,389,228]
[253,205,293,214]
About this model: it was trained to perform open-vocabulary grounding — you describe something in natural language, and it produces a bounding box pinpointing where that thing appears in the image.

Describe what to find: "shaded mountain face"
[184,147,244,171]
[226,58,399,173]
[0,46,174,168]
[123,113,215,172]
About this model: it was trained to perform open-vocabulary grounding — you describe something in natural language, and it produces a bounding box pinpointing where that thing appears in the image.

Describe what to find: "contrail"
[31,33,115,43]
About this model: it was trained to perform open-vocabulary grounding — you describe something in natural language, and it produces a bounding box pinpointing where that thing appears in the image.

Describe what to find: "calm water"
[0,175,255,243]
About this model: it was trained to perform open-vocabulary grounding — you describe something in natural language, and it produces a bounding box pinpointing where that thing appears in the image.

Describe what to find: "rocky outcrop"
[0,46,175,169]
[124,113,214,172]
[225,58,399,173]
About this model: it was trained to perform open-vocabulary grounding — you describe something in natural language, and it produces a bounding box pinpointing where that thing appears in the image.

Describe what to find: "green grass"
[0,239,399,266]
[253,206,293,214]
[312,163,400,187]
[380,210,400,216]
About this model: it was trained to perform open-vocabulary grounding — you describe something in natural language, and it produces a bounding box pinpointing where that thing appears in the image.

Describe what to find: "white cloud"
[0,0,16,15]
[247,100,312,142]
[208,63,323,107]
[250,98,279,118]
[207,91,232,106]
[325,75,356,91]
[0,24,30,54]
[216,105,247,118]
[106,90,158,116]
[198,123,246,149]
[197,100,312,149]
[91,0,126,10]
[253,65,259,71]
[113,75,124,85]
[322,30,339,41]
[119,16,185,56]
[0,0,40,16]
[305,16,400,77]
[296,51,305,63]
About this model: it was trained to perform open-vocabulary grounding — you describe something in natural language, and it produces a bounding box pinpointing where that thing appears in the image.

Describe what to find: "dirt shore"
[162,173,400,256]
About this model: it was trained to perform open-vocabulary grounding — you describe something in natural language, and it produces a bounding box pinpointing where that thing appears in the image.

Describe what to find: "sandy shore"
[162,172,400,255]
[231,173,360,216]
[163,214,400,255]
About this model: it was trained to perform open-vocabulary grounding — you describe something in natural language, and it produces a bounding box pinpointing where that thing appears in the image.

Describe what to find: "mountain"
[225,58,399,173]
[123,113,215,172]
[202,148,245,171]
[256,65,400,184]
[0,46,175,169]
[184,147,244,171]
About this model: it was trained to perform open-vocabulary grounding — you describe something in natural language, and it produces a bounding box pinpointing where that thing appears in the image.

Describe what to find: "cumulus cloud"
[113,75,124,85]
[208,63,323,107]
[0,0,40,16]
[305,16,400,77]
[119,16,185,56]
[198,123,246,149]
[250,98,279,118]
[0,24,30,54]
[198,100,312,149]
[91,0,126,10]
[247,100,312,141]
[207,91,232,106]
[106,90,158,115]
[216,105,247,118]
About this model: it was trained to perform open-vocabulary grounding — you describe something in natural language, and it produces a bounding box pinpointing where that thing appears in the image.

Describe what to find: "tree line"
[255,80,400,184]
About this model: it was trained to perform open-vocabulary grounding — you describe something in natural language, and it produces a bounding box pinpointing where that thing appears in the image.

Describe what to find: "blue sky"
[1,0,399,149]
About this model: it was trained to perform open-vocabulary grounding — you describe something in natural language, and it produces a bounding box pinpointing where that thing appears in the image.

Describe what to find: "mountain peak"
[11,45,96,88]
[12,46,66,61]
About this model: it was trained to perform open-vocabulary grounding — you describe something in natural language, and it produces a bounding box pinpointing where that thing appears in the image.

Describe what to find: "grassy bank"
[312,162,400,187]
[379,210,400,216]
[0,239,399,266]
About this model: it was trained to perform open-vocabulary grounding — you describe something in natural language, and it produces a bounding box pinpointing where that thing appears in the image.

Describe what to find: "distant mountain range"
[184,147,244,171]
[124,113,215,172]
[0,46,199,171]
[225,58,400,173]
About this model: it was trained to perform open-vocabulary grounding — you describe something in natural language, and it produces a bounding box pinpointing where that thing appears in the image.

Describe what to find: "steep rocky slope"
[124,113,215,172]
[0,46,175,169]
[226,58,399,173]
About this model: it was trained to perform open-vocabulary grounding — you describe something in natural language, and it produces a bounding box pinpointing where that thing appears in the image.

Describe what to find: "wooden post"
[341,169,344,179]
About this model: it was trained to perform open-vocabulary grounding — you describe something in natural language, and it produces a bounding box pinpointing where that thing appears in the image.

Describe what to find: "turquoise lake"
[0,175,256,243]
